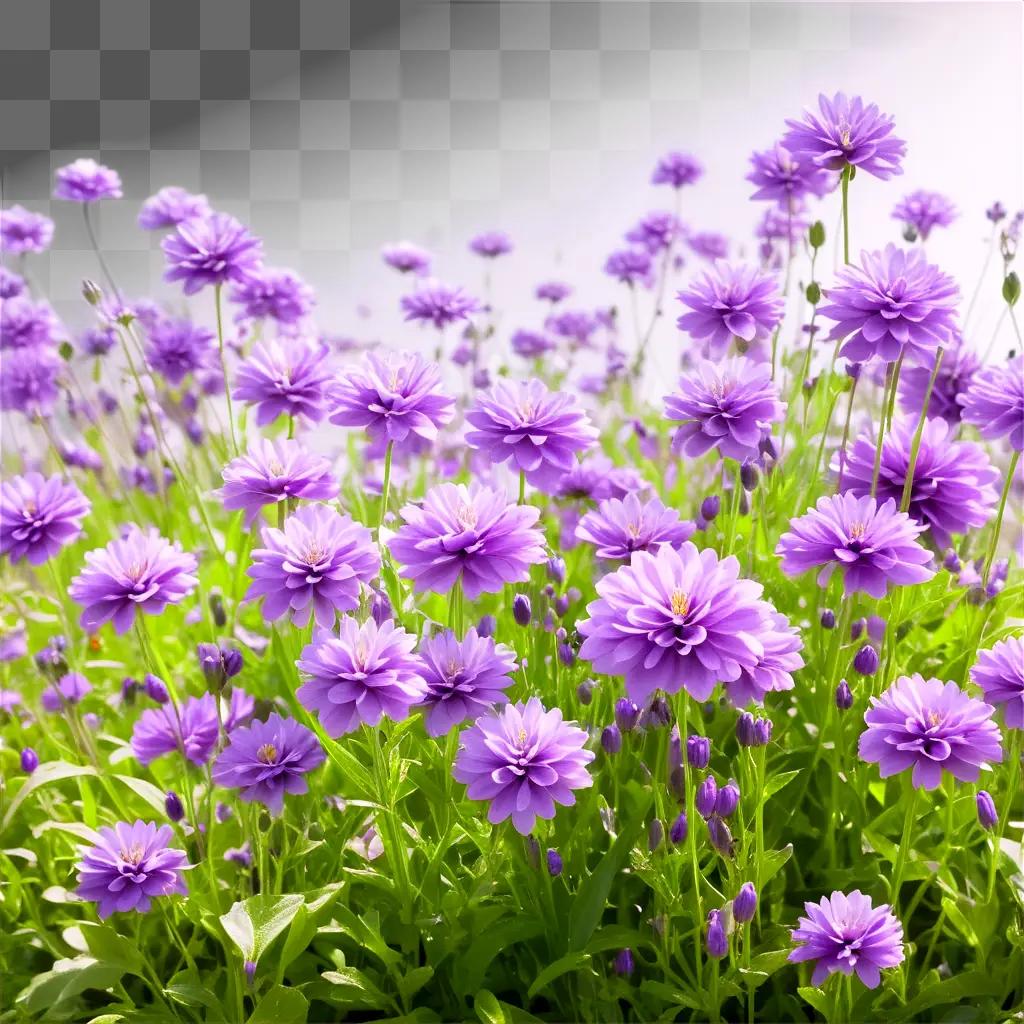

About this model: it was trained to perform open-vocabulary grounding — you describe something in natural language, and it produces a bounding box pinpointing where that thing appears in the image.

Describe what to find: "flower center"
[670,590,691,617]
[455,503,478,530]
[120,843,145,866]
[257,743,278,764]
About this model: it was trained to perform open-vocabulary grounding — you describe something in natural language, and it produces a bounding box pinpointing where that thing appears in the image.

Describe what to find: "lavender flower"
[0,345,62,415]
[41,671,92,712]
[145,318,215,385]
[76,821,188,918]
[0,205,54,254]
[970,637,1024,729]
[417,627,518,736]
[230,267,315,326]
[898,338,979,425]
[1,472,90,565]
[69,526,199,634]
[469,230,513,259]
[576,493,695,561]
[891,190,958,241]
[788,891,904,988]
[777,493,934,599]
[536,281,571,303]
[603,248,654,288]
[246,503,379,628]
[162,212,263,295]
[296,617,427,736]
[1,296,60,350]
[138,187,211,230]
[381,241,431,275]
[233,338,333,427]
[389,483,547,600]
[511,329,556,359]
[859,674,1003,789]
[79,326,118,357]
[220,438,337,526]
[453,697,594,835]
[401,282,480,329]
[733,883,758,924]
[652,151,703,189]
[212,712,325,814]
[131,693,219,766]
[53,159,123,202]
[958,357,1024,451]
[0,266,25,298]
[746,144,836,203]
[20,747,39,773]
[687,232,729,261]
[725,611,804,707]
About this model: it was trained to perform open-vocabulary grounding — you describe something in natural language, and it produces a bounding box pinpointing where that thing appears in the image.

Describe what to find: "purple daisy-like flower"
[131,692,219,766]
[296,616,427,736]
[76,820,188,918]
[328,350,455,453]
[53,159,123,202]
[381,241,432,275]
[546,308,599,349]
[162,212,263,295]
[971,637,1024,729]
[418,627,518,737]
[788,890,904,989]
[69,526,199,634]
[233,338,332,427]
[688,232,729,261]
[664,358,785,462]
[835,417,998,548]
[389,483,547,600]
[1,205,55,254]
[1,472,90,566]
[859,674,1002,789]
[401,281,481,329]
[782,92,906,180]
[145,318,215,386]
[230,266,315,326]
[464,378,598,492]
[898,337,979,425]
[469,230,513,259]
[676,261,784,358]
[625,211,686,254]
[246,503,379,628]
[604,248,654,288]
[511,329,556,359]
[1,296,60,350]
[41,672,92,712]
[577,541,775,704]
[79,326,118,357]
[453,697,594,835]
[138,187,211,230]
[0,345,62,415]
[958,357,1024,452]
[0,267,25,299]
[777,493,934,599]
[819,245,959,364]
[212,712,325,814]
[535,280,572,303]
[891,189,958,241]
[576,493,695,561]
[652,151,703,189]
[221,438,337,526]
[725,611,804,708]
[746,144,837,203]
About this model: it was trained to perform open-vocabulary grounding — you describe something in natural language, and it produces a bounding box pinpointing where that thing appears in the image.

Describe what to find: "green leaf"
[455,917,545,997]
[321,967,392,1010]
[79,921,146,976]
[797,985,830,1016]
[247,984,309,1024]
[277,904,315,980]
[3,761,97,830]
[113,774,171,816]
[399,966,434,1003]
[220,894,304,964]
[885,970,1001,1021]
[16,955,125,1015]
[758,844,794,887]
[527,951,591,1000]
[474,990,506,1024]
[762,771,800,802]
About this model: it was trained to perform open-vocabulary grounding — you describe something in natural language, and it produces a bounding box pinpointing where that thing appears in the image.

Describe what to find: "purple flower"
[469,230,513,259]
[76,820,188,918]
[418,627,518,736]
[782,92,906,180]
[976,790,998,829]
[246,503,379,628]
[818,245,959,364]
[230,267,315,326]
[0,266,25,299]
[1,472,90,566]
[197,643,243,690]
[296,617,427,736]
[41,672,92,712]
[898,338,979,425]
[603,248,654,287]
[401,281,481,329]
[145,318,215,385]
[958,357,1024,451]
[625,211,685,254]
[776,493,934,599]
[0,625,26,663]
[576,493,695,561]
[221,438,337,526]
[1,296,60,350]
[162,212,263,295]
[389,483,547,600]
[233,338,332,427]
[706,910,728,958]
[212,712,325,814]
[381,241,431,275]
[676,261,784,358]
[687,232,729,261]
[328,350,454,453]
[53,159,123,202]
[453,697,594,835]
[464,379,598,492]
[725,611,804,708]
[138,187,211,230]
[511,329,556,359]
[652,151,703,189]
[859,674,1003,790]
[788,891,904,988]
[535,280,571,303]
[746,144,836,203]
[69,526,199,634]
[891,190,957,241]
[664,358,785,463]
[131,693,219,766]
[79,326,118,357]
[971,637,1024,729]
[835,417,998,548]
[577,542,775,704]
[546,309,599,348]
[0,205,54,254]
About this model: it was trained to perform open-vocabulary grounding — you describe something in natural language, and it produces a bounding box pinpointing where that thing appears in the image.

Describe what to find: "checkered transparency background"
[1,0,1021,349]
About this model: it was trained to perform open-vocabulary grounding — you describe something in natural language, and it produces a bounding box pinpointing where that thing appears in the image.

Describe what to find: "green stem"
[82,203,123,302]
[900,348,943,511]
[982,449,1020,585]
[725,462,744,555]
[870,355,903,497]
[518,469,527,506]
[214,284,239,455]
[840,166,851,265]
[379,440,395,532]
[678,693,704,987]
[890,781,921,915]
[834,377,858,492]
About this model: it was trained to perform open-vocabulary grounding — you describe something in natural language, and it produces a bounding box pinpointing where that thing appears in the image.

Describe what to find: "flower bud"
[614,698,641,733]
[942,548,961,572]
[706,815,736,858]
[225,842,252,867]
[83,712,101,731]
[808,221,826,249]
[850,617,866,641]
[614,948,635,977]
[244,960,256,986]
[121,676,140,704]
[601,724,622,754]
[546,557,566,585]
[669,811,688,845]
[197,643,243,692]
[696,776,718,819]
[987,201,1007,224]
[648,818,664,852]
[576,679,594,705]
[145,673,169,704]
[216,802,233,823]
[820,609,836,630]
[733,882,757,924]
[740,461,759,491]
[82,279,103,305]
[20,747,39,774]
[644,696,671,729]
[976,790,998,830]
[736,712,757,747]
[554,593,570,617]
[165,791,185,822]
[715,779,740,818]
[753,717,773,746]
[512,594,532,627]
[853,643,879,676]
[686,734,711,770]
[706,910,728,958]
[557,642,575,668]
[866,615,886,643]
[477,614,496,638]
[700,495,720,521]
[546,848,563,877]
[525,834,541,870]
[835,679,854,711]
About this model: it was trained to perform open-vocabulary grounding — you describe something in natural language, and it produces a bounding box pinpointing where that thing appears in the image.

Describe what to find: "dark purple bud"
[121,676,140,704]
[145,673,169,704]
[512,594,532,626]
[477,614,497,638]
[706,910,728,958]
[987,201,1007,224]
[576,679,594,705]
[555,627,567,642]
[20,747,39,774]
[752,717,773,746]
[733,882,757,924]
[648,818,664,852]
[866,615,886,643]
[244,961,256,986]
[850,617,867,641]
[370,589,393,626]
[853,643,879,676]
[700,495,720,521]
[165,790,185,822]
[759,435,778,461]
[615,698,641,733]
[706,815,735,858]
[696,776,718,819]
[546,848,563,877]
[614,948,635,977]
[715,779,740,818]
[208,590,227,628]
[740,461,759,491]
[942,549,961,573]
[216,802,233,823]
[543,583,556,599]
[835,679,854,711]
[669,764,685,802]
[669,811,688,845]
[197,643,242,691]
[601,724,622,754]
[546,557,566,584]
[845,361,862,381]
[686,734,711,770]
[554,593,570,617]
[736,712,757,747]
[645,696,671,729]
[976,790,998,830]
[542,610,555,632]
[557,642,575,668]
[820,609,836,630]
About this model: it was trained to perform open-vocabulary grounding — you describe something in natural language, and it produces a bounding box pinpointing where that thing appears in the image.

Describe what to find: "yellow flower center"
[670,590,691,617]
[257,743,278,764]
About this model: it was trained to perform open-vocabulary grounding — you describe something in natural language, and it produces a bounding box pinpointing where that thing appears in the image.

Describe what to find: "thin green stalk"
[870,356,903,497]
[214,284,239,455]
[725,462,744,555]
[982,449,1020,584]
[834,377,858,492]
[379,440,395,532]
[518,469,527,506]
[678,693,704,987]
[900,348,944,511]
[840,166,851,265]
[890,781,921,915]
[82,203,123,302]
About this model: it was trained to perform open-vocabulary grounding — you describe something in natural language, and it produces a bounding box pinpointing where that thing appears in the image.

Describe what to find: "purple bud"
[225,842,252,867]
[976,790,998,830]
[555,627,567,642]
[197,643,242,691]
[546,557,566,584]
[542,610,555,632]
[576,679,594,705]
[715,779,740,818]
[820,609,836,630]
[644,696,671,729]
[669,764,685,802]
[370,589,393,626]
[20,747,39,774]
[145,673,169,704]
[866,615,886,643]
[477,614,497,638]
[696,776,718,819]
[557,642,575,668]
[615,698,641,733]
[543,583,556,599]
[165,791,185,822]
[216,802,233,823]
[185,418,204,446]
[601,724,622,754]
[853,643,879,676]
[648,818,664,852]
[706,910,728,958]
[83,712,101,731]
[752,717,773,746]
[706,815,735,858]
[987,201,1007,224]
[700,495,720,521]
[733,882,757,924]
[850,617,866,641]
[686,734,711,770]
[669,811,688,845]
[512,594,532,627]
[942,549,961,573]
[244,960,256,986]
[121,676,140,703]
[736,712,757,747]
[472,368,490,390]
[835,679,854,711]
[554,593,570,617]
[546,848,563,876]
[525,834,541,870]
[740,461,759,491]
[614,948,635,977]
[845,361,863,381]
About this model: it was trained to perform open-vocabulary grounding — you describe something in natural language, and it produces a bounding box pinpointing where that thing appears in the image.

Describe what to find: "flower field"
[0,91,1022,1023]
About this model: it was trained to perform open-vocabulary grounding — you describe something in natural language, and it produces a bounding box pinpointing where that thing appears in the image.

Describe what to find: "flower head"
[70,526,199,634]
[41,671,92,712]
[971,637,1024,729]
[688,232,729,261]
[788,890,904,988]
[76,821,188,918]
[511,329,556,359]
[603,248,654,287]
[233,338,332,427]
[625,210,685,254]
[0,267,25,299]
[246,504,379,628]
[453,697,594,834]
[162,212,263,295]
[652,151,703,189]
[212,712,325,814]
[746,144,836,203]
[958,357,1024,451]
[1,472,90,566]
[576,493,695,561]
[297,617,427,736]
[381,241,431,275]
[777,493,934,599]
[389,483,547,600]
[145,318,215,385]
[898,339,979,425]
[53,159,123,202]
[230,266,315,326]
[131,693,219,766]
[138,187,211,230]
[469,230,513,259]
[535,280,571,303]
[1,296,60,350]
[859,674,1002,789]
[79,326,118,357]
[1,345,62,416]
[401,281,480,329]
[1,205,54,254]
[418,627,518,736]
[819,245,959,364]
[891,190,957,241]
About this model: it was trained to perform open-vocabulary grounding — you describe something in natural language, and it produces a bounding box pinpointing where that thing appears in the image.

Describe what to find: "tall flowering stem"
[840,166,852,265]
[82,204,122,302]
[889,780,920,917]
[982,448,1020,584]
[870,355,903,497]
[379,440,395,533]
[900,347,944,511]
[214,284,239,455]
